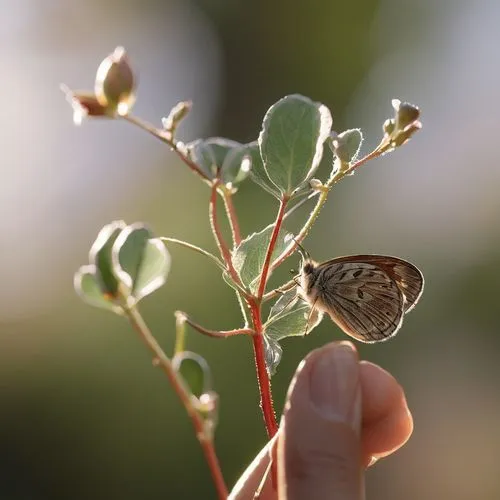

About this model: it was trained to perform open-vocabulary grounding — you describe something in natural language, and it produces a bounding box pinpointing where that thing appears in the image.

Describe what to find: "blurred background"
[2,0,500,498]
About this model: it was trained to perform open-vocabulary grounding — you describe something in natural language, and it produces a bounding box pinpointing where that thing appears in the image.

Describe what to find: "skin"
[230,341,413,500]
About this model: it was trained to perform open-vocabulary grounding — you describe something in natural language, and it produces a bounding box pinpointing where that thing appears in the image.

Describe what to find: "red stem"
[257,196,289,299]
[222,191,242,246]
[181,313,253,339]
[248,298,278,437]
[209,182,242,285]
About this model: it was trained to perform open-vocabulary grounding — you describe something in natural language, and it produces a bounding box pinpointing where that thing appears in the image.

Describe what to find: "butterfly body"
[298,255,424,343]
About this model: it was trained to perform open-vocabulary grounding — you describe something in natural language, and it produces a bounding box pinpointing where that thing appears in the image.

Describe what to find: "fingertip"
[359,361,414,463]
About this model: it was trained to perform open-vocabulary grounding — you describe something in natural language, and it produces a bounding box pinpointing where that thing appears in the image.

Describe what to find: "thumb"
[278,341,364,500]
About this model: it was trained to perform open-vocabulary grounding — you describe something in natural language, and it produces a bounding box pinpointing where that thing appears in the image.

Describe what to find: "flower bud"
[162,101,193,133]
[392,99,421,132]
[382,118,396,137]
[94,47,136,116]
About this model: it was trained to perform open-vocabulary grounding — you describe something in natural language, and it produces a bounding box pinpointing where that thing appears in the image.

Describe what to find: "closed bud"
[392,99,421,132]
[383,118,396,137]
[95,47,136,116]
[309,178,323,190]
[162,101,193,133]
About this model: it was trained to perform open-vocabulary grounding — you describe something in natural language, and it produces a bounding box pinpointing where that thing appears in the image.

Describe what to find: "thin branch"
[248,299,278,437]
[262,278,298,302]
[174,309,187,354]
[123,305,228,500]
[121,113,210,181]
[221,188,242,246]
[269,147,388,271]
[209,181,243,287]
[159,237,226,272]
[175,311,253,339]
[257,196,289,300]
[282,190,319,221]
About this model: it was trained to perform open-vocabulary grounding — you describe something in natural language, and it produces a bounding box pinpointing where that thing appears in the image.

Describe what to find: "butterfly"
[296,247,424,343]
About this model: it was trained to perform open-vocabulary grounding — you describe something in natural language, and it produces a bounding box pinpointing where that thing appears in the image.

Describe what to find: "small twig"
[174,309,187,354]
[209,181,243,287]
[270,146,388,270]
[221,188,242,246]
[175,311,253,339]
[159,237,226,272]
[257,196,289,300]
[262,278,298,302]
[123,304,228,500]
[121,114,210,181]
[282,190,319,221]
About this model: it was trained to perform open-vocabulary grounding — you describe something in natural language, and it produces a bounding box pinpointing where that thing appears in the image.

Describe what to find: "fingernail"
[309,341,361,432]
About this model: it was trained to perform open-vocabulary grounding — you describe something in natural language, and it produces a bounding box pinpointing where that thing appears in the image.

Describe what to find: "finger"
[359,362,413,467]
[229,352,414,499]
[228,434,278,500]
[279,341,363,500]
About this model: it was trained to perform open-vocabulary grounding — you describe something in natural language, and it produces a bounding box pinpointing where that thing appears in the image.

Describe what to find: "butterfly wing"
[313,261,405,343]
[323,255,424,313]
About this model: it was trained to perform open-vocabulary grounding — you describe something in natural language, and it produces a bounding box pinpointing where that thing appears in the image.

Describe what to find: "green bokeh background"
[2,1,500,499]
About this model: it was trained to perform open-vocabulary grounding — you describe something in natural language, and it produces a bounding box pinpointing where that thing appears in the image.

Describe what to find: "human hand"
[230,341,413,499]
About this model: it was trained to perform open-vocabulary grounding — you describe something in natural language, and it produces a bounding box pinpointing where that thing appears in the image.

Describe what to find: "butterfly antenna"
[293,237,310,262]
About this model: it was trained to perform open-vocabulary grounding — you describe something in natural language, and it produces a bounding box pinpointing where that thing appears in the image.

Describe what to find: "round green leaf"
[112,224,171,301]
[172,352,212,399]
[74,265,123,314]
[188,137,239,175]
[245,141,281,198]
[88,220,127,297]
[259,94,333,196]
[231,223,294,294]
[329,128,363,163]
[264,289,323,341]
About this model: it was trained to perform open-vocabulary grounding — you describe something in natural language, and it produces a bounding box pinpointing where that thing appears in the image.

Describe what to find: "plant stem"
[209,181,242,286]
[270,146,387,270]
[221,189,242,246]
[257,196,289,300]
[174,310,187,354]
[175,311,253,339]
[159,237,226,271]
[248,299,278,437]
[123,305,228,500]
[262,278,298,302]
[121,114,210,181]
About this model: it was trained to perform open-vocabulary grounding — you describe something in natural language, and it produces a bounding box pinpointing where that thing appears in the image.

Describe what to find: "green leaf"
[231,223,294,294]
[172,352,212,398]
[88,220,127,297]
[259,95,333,196]
[74,265,123,314]
[220,144,252,185]
[186,138,251,185]
[221,271,250,326]
[112,224,171,301]
[245,141,281,198]
[329,128,363,163]
[263,335,283,376]
[264,290,323,341]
